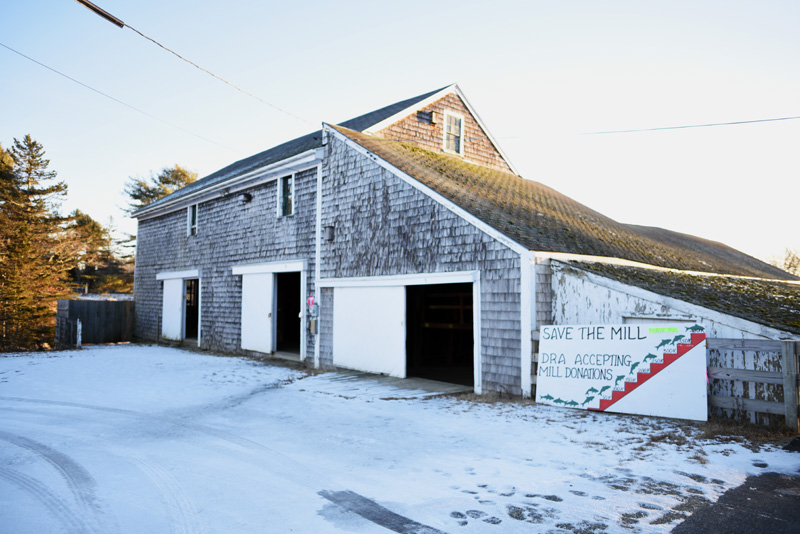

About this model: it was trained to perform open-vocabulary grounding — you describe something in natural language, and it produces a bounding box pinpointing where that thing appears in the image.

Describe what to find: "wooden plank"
[782,340,798,432]
[707,367,786,385]
[708,395,787,415]
[707,338,783,352]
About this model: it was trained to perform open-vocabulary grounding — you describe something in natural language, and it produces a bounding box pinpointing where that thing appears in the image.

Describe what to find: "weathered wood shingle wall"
[133,167,318,361]
[320,134,522,392]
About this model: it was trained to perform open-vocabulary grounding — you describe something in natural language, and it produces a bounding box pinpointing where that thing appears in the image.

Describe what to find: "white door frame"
[232,260,307,360]
[156,269,202,346]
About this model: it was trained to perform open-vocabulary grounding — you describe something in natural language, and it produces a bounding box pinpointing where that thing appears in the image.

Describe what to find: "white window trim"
[277,174,295,217]
[443,111,465,156]
[187,204,198,236]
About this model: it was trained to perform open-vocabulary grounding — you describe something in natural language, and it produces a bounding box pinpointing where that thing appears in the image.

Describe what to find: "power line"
[583,115,800,135]
[74,0,313,127]
[0,41,243,154]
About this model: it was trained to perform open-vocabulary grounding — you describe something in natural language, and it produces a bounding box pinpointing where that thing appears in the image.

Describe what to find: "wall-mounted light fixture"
[239,192,252,205]
[324,225,335,242]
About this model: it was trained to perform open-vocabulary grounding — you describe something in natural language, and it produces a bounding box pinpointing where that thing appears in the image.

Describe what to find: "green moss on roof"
[571,262,800,335]
[332,125,795,281]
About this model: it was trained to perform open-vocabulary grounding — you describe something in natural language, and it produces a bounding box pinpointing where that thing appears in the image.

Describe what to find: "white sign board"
[535,324,707,421]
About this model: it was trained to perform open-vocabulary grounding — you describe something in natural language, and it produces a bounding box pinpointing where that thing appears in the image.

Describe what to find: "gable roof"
[329,124,796,281]
[566,261,800,335]
[133,86,450,217]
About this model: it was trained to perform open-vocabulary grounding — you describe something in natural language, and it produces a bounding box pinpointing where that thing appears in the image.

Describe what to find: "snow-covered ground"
[1,345,797,534]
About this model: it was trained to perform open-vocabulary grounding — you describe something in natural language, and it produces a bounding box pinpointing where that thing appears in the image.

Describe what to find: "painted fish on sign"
[535,323,707,421]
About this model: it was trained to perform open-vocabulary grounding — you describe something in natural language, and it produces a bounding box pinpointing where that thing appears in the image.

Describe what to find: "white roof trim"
[133,148,324,221]
[452,85,520,176]
[363,84,520,176]
[326,125,528,256]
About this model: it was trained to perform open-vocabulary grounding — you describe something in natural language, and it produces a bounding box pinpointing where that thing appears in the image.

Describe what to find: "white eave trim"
[363,84,520,176]
[156,269,200,280]
[326,124,528,256]
[134,148,325,221]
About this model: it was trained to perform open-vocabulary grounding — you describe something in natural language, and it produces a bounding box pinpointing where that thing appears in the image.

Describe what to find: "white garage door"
[333,286,406,377]
[241,273,274,353]
[161,278,184,341]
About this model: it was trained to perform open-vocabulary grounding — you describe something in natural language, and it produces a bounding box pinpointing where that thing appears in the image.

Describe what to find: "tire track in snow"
[1,396,444,533]
[2,408,202,534]
[118,449,204,534]
[0,395,331,490]
[0,430,110,534]
[0,465,90,534]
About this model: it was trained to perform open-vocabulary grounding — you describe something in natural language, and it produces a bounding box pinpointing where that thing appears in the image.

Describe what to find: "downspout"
[313,143,324,369]
[520,251,534,398]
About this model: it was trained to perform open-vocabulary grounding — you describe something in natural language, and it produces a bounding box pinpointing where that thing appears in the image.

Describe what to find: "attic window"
[416,110,434,124]
[444,112,464,155]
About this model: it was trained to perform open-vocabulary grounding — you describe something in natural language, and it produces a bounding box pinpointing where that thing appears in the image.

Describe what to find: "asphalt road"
[672,471,800,534]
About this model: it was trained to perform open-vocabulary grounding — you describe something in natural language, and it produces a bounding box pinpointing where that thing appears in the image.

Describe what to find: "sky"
[1,0,798,263]
[2,344,799,532]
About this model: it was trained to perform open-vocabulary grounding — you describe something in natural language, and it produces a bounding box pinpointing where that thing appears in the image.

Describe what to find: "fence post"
[782,340,798,432]
[77,319,82,349]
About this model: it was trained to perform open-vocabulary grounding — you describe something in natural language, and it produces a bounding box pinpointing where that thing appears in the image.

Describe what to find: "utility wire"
[583,115,800,135]
[0,41,243,154]
[75,0,313,127]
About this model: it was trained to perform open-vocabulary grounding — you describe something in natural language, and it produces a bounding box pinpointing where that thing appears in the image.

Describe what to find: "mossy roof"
[331,125,796,281]
[570,261,800,335]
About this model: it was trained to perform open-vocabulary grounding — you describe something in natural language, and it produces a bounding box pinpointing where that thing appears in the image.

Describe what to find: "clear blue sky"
[2,0,798,263]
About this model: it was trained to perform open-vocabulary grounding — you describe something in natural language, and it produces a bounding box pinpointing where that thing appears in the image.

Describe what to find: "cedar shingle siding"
[320,133,522,392]
[134,168,318,359]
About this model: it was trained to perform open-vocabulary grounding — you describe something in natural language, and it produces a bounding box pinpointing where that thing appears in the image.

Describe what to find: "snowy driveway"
[1,345,798,533]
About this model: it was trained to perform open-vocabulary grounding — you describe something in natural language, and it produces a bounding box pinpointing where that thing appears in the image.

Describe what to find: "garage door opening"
[276,271,301,354]
[184,279,199,341]
[406,283,473,386]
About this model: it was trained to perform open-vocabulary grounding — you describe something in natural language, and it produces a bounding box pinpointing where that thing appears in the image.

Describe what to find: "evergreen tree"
[0,135,73,350]
[68,211,133,294]
[124,165,198,213]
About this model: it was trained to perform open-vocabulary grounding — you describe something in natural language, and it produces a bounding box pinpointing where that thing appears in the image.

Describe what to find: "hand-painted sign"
[535,323,707,421]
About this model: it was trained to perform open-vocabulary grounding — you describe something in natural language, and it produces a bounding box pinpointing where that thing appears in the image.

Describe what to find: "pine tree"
[124,165,198,213]
[67,211,133,294]
[0,135,73,350]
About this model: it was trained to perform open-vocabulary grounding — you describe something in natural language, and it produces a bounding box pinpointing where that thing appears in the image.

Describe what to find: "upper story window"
[279,175,294,217]
[187,204,198,236]
[444,112,464,155]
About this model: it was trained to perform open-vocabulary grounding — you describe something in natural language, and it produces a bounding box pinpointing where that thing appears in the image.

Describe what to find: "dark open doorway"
[184,279,199,340]
[276,272,301,353]
[406,283,474,386]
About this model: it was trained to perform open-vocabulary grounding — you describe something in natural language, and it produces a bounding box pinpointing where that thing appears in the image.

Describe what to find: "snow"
[1,345,798,533]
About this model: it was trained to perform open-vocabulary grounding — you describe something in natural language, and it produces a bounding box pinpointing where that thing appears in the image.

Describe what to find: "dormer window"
[444,112,464,155]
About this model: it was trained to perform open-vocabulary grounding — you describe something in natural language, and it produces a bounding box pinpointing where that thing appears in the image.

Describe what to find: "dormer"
[363,84,518,175]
